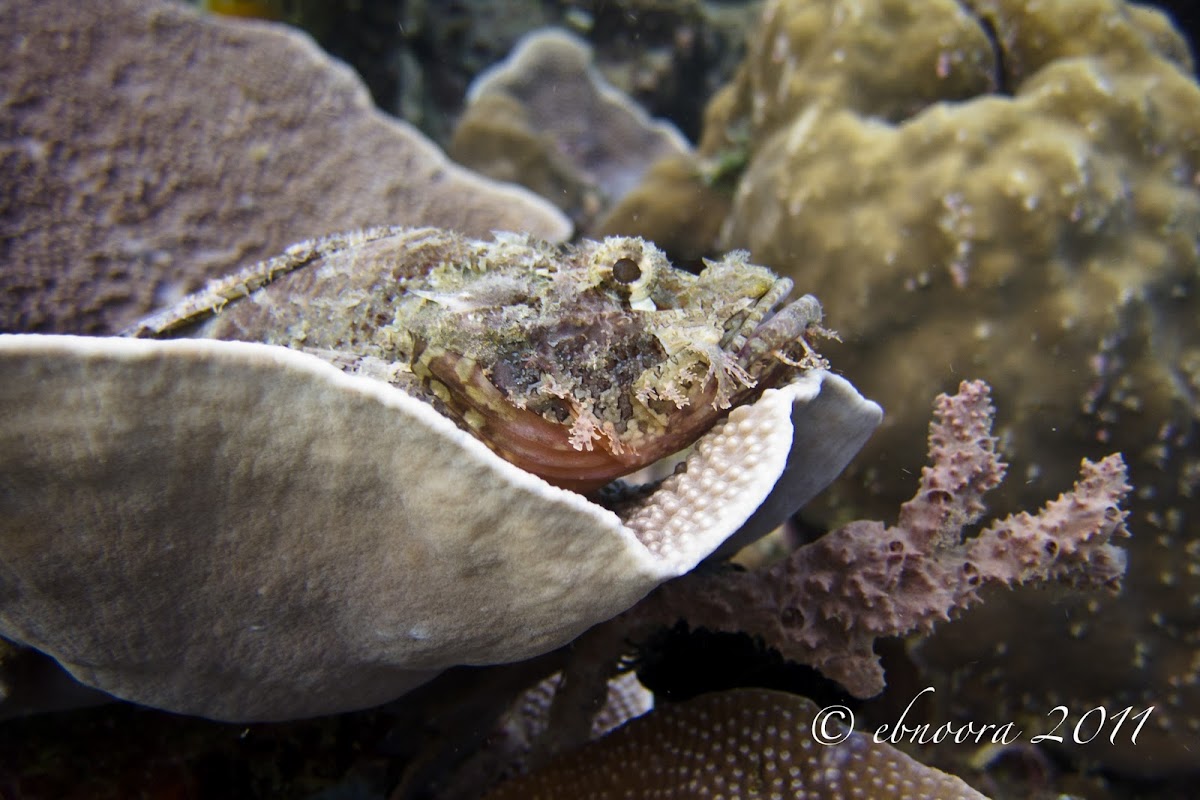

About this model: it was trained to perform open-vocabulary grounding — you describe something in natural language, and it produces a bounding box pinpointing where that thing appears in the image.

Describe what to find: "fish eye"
[612,257,642,285]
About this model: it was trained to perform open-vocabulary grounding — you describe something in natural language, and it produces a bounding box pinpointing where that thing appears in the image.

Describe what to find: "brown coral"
[484,688,991,799]
[450,29,690,229]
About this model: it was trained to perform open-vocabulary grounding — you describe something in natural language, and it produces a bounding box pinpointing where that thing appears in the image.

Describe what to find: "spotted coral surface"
[484,688,990,799]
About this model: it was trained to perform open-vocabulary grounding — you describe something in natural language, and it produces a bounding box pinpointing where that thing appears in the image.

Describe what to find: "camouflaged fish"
[128,227,828,491]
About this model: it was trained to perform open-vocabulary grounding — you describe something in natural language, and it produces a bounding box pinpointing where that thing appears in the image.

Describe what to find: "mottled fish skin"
[127,226,827,491]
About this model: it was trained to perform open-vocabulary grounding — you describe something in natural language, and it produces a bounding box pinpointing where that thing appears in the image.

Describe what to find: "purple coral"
[405,380,1129,796]
[640,380,1131,697]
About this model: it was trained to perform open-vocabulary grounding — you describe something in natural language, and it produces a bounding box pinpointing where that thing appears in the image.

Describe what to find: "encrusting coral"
[0,0,1163,791]
[483,688,991,799]
[0,0,568,335]
[0,0,884,735]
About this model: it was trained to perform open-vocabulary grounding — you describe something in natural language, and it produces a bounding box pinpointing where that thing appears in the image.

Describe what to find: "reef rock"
[450,29,691,230]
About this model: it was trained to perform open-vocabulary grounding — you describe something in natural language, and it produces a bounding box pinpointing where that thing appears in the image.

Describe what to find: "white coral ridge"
[0,335,881,721]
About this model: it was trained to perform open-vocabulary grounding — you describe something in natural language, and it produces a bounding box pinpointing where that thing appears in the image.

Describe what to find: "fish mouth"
[415,293,824,494]
[421,351,746,493]
[718,277,796,352]
[420,350,648,492]
[421,357,751,493]
[735,293,825,378]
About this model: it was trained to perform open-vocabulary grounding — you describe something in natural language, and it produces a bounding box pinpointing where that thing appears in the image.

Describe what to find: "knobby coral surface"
[607,0,1199,774]
[0,0,569,335]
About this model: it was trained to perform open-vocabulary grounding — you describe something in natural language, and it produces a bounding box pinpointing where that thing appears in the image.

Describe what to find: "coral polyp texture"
[607,0,1199,775]
[0,0,568,335]
[484,688,990,799]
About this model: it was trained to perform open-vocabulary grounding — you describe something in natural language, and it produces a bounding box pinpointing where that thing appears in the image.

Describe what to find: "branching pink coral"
[637,380,1131,697]
[387,381,1127,796]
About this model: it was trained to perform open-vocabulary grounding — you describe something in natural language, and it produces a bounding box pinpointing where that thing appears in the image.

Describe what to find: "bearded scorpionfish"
[128,227,828,491]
